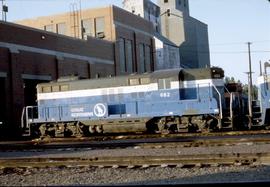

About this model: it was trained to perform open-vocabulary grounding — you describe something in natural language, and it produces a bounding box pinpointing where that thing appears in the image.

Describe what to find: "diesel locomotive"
[21,66,270,138]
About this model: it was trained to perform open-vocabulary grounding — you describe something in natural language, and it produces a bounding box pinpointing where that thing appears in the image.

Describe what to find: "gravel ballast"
[1,165,270,186]
[1,143,270,186]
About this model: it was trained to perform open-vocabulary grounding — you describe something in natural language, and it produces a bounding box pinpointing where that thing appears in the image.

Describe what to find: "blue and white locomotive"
[21,67,270,137]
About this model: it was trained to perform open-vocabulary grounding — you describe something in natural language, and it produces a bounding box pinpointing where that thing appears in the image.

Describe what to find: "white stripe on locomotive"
[37,79,224,101]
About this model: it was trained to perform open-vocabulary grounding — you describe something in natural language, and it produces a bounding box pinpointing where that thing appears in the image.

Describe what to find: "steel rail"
[0,153,270,169]
[2,133,270,151]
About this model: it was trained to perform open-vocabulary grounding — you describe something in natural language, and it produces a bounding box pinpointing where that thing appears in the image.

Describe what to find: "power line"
[178,49,270,54]
[210,50,270,54]
[210,42,248,46]
[174,40,270,49]
[210,40,270,46]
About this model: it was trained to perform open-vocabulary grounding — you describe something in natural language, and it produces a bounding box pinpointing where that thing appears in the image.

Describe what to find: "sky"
[2,0,270,84]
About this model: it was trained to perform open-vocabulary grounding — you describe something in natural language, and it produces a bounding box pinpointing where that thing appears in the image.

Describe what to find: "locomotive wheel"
[95,126,103,134]
[187,124,198,133]
[157,118,169,133]
[89,126,96,134]
[38,124,55,138]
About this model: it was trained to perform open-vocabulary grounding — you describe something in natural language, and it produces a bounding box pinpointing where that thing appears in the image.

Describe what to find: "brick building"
[0,21,115,137]
[17,5,157,75]
[0,5,159,137]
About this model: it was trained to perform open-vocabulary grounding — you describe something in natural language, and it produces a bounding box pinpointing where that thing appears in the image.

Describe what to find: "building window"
[56,23,66,35]
[44,24,53,32]
[81,19,94,40]
[126,39,133,73]
[145,45,151,72]
[119,38,126,73]
[119,38,134,74]
[164,0,168,3]
[139,44,152,73]
[131,6,135,13]
[184,0,186,7]
[139,44,145,73]
[95,17,105,39]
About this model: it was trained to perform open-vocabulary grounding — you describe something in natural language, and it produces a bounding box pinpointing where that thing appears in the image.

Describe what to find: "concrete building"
[123,0,161,33]
[154,33,181,70]
[158,0,211,68]
[17,5,156,75]
[122,0,181,70]
[0,21,115,137]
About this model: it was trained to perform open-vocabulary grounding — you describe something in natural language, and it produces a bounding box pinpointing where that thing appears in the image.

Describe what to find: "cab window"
[158,79,171,90]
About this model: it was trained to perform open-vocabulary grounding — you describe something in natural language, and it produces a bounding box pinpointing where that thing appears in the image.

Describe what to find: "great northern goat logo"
[94,103,106,117]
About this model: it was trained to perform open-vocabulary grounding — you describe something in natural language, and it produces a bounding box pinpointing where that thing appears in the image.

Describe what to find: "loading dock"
[22,74,52,107]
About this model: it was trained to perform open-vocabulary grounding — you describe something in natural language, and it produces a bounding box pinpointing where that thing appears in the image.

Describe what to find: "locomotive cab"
[176,67,225,131]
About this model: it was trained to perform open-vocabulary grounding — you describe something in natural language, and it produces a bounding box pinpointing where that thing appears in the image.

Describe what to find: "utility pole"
[1,0,8,22]
[259,61,263,76]
[247,42,253,101]
[1,0,4,21]
[247,42,253,122]
[79,0,82,39]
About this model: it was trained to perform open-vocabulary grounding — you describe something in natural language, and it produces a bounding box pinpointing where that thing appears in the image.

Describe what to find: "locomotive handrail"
[212,83,223,120]
[25,106,32,128]
[224,86,231,94]
[230,93,233,119]
[21,106,38,129]
[21,106,34,136]
[21,107,26,129]
[26,106,35,123]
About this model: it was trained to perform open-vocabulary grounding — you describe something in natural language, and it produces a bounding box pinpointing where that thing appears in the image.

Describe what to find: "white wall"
[154,37,181,70]
[123,0,144,17]
[123,0,161,33]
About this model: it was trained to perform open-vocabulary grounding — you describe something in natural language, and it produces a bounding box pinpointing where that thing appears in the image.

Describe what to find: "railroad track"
[1,132,270,151]
[35,129,270,143]
[1,153,270,169]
